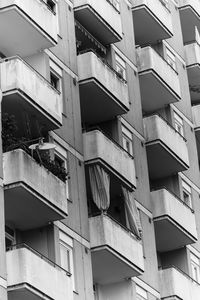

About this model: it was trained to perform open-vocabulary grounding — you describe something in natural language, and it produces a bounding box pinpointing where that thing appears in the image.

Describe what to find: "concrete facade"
[0,0,200,300]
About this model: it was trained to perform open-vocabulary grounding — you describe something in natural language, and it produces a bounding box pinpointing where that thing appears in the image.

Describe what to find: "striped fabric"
[89,165,110,211]
[122,186,142,237]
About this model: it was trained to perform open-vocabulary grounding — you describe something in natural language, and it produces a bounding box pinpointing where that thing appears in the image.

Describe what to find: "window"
[122,125,133,155]
[53,140,69,199]
[166,48,176,71]
[191,252,200,283]
[5,226,15,249]
[115,53,126,80]
[46,0,56,12]
[49,59,62,92]
[174,112,184,136]
[136,285,148,300]
[109,0,120,11]
[159,0,169,8]
[182,180,192,207]
[59,231,75,290]
[49,59,63,112]
[50,71,60,90]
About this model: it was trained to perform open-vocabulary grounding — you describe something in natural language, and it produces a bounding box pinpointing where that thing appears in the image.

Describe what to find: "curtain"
[89,165,110,211]
[122,186,142,237]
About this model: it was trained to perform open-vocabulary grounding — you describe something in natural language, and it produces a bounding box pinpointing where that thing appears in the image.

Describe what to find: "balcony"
[137,47,181,113]
[83,130,136,189]
[192,105,200,158]
[184,42,200,104]
[151,188,197,252]
[132,0,173,45]
[7,245,73,300]
[159,267,200,300]
[74,0,122,45]
[89,213,144,284]
[0,0,58,57]
[78,51,129,124]
[144,115,189,179]
[1,57,62,134]
[3,150,68,230]
[178,0,200,44]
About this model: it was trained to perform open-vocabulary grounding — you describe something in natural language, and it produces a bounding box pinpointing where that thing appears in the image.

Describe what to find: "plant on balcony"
[2,113,68,182]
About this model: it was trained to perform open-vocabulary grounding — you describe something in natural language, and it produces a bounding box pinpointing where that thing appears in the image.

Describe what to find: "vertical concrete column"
[0,90,8,299]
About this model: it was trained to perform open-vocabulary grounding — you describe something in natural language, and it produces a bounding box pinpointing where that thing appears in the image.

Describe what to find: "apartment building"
[0,0,200,299]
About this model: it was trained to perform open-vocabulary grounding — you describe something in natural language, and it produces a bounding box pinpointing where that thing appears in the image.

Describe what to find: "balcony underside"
[8,283,50,300]
[2,91,61,136]
[74,5,121,45]
[179,7,200,44]
[91,246,143,285]
[79,80,128,124]
[154,216,197,252]
[132,6,172,45]
[139,71,180,113]
[187,65,200,104]
[146,141,189,179]
[0,6,56,57]
[4,183,67,230]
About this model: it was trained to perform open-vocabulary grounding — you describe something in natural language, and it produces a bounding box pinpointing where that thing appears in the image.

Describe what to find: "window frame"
[53,140,69,200]
[190,252,200,283]
[5,226,16,249]
[115,53,127,80]
[182,180,192,208]
[59,231,76,291]
[108,0,120,12]
[166,47,177,71]
[174,112,184,137]
[122,125,133,156]
[136,284,148,300]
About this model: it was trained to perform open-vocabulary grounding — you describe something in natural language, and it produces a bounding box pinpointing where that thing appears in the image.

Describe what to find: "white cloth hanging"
[89,165,110,211]
[122,186,142,237]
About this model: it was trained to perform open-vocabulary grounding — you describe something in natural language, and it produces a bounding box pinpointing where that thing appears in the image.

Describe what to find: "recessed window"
[53,140,69,199]
[166,48,176,71]
[49,59,63,95]
[136,284,148,300]
[122,125,133,155]
[50,71,60,91]
[159,0,169,8]
[182,180,192,207]
[174,112,184,136]
[5,226,15,250]
[191,252,200,283]
[109,0,120,11]
[115,53,126,80]
[59,231,76,291]
[46,0,56,12]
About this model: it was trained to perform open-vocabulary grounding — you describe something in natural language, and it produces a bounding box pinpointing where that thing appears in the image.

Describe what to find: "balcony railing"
[159,267,200,300]
[151,186,194,212]
[178,0,200,44]
[137,46,181,112]
[151,188,197,251]
[144,114,189,179]
[78,49,127,83]
[7,244,73,300]
[89,213,144,284]
[192,104,200,158]
[4,149,68,230]
[74,0,122,44]
[78,51,129,124]
[0,0,58,57]
[184,42,200,103]
[132,0,173,45]
[83,129,136,188]
[0,56,62,131]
